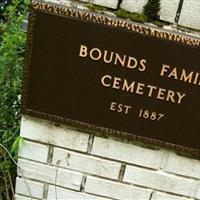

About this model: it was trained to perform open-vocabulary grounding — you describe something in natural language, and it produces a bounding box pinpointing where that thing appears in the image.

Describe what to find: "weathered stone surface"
[85,176,152,200]
[120,0,148,13]
[52,147,121,179]
[164,152,200,179]
[79,0,118,9]
[44,0,89,10]
[160,0,180,23]
[124,165,198,197]
[17,116,200,200]
[15,178,44,199]
[48,185,110,200]
[18,140,49,163]
[151,192,192,200]
[18,159,83,190]
[92,137,164,169]
[20,116,89,152]
[178,0,200,30]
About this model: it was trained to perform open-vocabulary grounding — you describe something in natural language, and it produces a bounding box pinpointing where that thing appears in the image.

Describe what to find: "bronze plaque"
[22,0,200,154]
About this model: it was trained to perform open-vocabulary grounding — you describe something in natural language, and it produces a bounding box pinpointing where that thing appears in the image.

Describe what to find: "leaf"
[10,136,23,157]
[24,0,30,6]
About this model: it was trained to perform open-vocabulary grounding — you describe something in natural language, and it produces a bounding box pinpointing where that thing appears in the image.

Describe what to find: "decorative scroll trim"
[31,0,200,48]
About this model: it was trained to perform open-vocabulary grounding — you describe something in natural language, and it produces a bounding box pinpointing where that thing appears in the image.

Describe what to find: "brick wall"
[16,116,200,200]
[16,0,200,199]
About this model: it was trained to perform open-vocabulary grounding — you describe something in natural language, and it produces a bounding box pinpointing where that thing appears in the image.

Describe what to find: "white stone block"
[85,176,152,200]
[18,140,49,163]
[17,159,82,190]
[79,0,118,9]
[92,137,164,169]
[179,0,200,30]
[18,159,56,183]
[56,168,82,190]
[15,178,44,199]
[160,0,180,23]
[15,195,37,200]
[195,185,200,200]
[43,0,89,10]
[120,0,148,13]
[93,0,118,9]
[151,192,191,200]
[124,165,198,197]
[164,153,200,179]
[52,147,121,179]
[47,185,110,200]
[20,116,89,152]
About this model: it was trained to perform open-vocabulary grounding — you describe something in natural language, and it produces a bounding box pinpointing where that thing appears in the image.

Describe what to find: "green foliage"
[86,3,107,12]
[143,0,161,21]
[114,9,148,23]
[152,19,169,27]
[0,0,29,199]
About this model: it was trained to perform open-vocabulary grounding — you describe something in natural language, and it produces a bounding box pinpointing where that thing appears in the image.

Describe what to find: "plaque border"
[22,0,200,157]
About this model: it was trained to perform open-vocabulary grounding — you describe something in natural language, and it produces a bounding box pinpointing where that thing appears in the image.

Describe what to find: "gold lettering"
[139,59,147,72]
[147,85,157,97]
[90,48,102,60]
[166,90,176,103]
[101,75,186,105]
[103,50,114,64]
[110,102,116,111]
[79,45,88,57]
[193,72,199,84]
[101,75,111,87]
[114,53,127,67]
[127,57,137,69]
[136,83,145,95]
[78,45,149,72]
[157,88,166,100]
[122,79,135,92]
[117,104,123,112]
[176,92,186,104]
[180,69,194,83]
[160,64,170,76]
[112,77,121,89]
[168,67,178,79]
[124,105,132,114]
